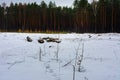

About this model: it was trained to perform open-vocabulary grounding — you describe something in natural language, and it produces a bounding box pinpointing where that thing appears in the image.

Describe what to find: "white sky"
[0,0,94,7]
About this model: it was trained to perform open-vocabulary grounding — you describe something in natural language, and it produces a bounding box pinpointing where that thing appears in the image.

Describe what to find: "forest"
[0,0,120,33]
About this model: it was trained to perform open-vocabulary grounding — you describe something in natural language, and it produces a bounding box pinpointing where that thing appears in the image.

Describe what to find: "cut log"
[26,36,32,42]
[38,39,44,43]
[56,40,61,43]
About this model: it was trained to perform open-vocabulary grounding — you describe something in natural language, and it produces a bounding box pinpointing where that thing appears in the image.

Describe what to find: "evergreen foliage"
[0,0,120,33]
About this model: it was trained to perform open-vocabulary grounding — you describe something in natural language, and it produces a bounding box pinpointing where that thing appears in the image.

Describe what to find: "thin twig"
[56,43,59,61]
[75,42,81,66]
[8,59,25,69]
[62,59,74,67]
[78,42,84,72]
[73,65,75,80]
[39,47,42,61]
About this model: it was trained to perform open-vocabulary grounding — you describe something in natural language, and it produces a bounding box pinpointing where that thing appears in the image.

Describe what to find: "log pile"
[43,37,61,43]
[26,36,61,43]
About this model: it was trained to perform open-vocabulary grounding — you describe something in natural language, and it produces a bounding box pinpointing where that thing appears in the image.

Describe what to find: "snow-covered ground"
[0,33,120,80]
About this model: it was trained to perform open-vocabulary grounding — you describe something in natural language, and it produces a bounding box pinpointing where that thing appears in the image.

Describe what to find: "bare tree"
[2,2,7,31]
[111,0,114,32]
[92,0,98,33]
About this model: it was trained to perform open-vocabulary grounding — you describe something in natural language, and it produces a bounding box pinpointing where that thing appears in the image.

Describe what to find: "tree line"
[0,0,120,33]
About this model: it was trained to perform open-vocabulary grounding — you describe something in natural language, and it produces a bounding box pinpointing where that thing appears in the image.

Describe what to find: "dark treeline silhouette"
[0,0,120,33]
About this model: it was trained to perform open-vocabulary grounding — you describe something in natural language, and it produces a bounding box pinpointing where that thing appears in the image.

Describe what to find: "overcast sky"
[0,0,94,7]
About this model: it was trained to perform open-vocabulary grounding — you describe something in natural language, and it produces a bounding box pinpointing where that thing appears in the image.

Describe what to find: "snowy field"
[0,33,120,80]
